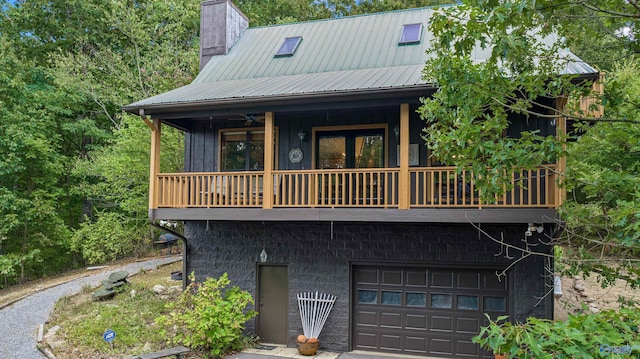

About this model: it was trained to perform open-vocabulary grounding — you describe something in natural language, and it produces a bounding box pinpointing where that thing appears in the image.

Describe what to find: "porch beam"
[153,208,558,224]
[398,103,410,209]
[149,119,161,217]
[263,112,274,209]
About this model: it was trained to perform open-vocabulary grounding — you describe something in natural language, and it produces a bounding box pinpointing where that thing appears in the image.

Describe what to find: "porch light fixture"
[260,249,268,263]
[297,129,307,142]
[393,123,399,141]
[525,223,544,237]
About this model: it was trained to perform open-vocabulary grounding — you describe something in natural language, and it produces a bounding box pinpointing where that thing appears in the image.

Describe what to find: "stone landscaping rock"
[153,285,167,294]
[101,280,126,290]
[108,271,130,283]
[92,288,115,300]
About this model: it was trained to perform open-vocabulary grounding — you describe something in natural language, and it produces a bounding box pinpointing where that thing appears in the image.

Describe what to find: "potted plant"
[296,335,319,356]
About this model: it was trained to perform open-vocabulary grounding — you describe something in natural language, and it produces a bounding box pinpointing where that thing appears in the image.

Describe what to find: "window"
[431,293,452,309]
[275,36,302,57]
[358,290,377,304]
[220,130,265,171]
[381,291,402,306]
[316,129,385,169]
[399,23,422,45]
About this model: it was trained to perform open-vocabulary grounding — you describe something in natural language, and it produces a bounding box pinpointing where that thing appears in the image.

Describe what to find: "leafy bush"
[70,212,146,264]
[473,309,640,358]
[155,272,257,358]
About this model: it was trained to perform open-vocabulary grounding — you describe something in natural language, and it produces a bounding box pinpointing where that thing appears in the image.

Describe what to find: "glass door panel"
[355,135,383,168]
[316,129,385,205]
[318,137,346,169]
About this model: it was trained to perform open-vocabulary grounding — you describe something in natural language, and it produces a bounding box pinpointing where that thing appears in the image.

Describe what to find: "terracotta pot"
[297,341,319,356]
[495,354,507,359]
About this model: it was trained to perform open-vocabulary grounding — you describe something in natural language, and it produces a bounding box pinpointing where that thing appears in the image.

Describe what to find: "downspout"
[149,221,189,291]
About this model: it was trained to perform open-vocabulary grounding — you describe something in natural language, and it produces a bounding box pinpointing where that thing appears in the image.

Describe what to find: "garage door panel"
[405,335,427,353]
[381,270,402,285]
[355,268,379,284]
[355,310,378,326]
[380,334,402,350]
[380,312,402,328]
[455,338,482,357]
[483,273,507,290]
[406,270,427,286]
[355,332,377,349]
[405,313,427,330]
[429,337,453,355]
[456,316,481,333]
[353,266,508,358]
[457,272,480,289]
[430,315,453,332]
[431,271,454,288]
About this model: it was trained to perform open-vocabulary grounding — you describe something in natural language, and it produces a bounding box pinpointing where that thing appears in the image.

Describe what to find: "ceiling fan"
[228,114,265,126]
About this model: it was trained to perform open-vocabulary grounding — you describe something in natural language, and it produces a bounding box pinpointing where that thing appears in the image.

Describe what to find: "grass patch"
[45,262,184,359]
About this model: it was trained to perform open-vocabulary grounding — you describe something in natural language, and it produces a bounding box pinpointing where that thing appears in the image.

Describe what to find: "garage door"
[353,266,508,358]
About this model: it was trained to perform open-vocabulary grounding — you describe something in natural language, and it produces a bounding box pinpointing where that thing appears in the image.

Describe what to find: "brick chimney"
[200,0,248,70]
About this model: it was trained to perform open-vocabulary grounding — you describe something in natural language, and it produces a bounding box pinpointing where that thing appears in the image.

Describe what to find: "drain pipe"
[150,221,188,291]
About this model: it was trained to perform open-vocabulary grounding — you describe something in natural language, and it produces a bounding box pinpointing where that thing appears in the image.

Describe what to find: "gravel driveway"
[0,256,181,358]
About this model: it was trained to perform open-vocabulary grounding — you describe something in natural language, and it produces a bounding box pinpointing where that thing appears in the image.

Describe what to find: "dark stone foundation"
[184,221,553,352]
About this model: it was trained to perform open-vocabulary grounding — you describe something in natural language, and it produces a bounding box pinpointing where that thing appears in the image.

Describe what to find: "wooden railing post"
[148,119,161,218]
[398,104,410,209]
[263,112,274,209]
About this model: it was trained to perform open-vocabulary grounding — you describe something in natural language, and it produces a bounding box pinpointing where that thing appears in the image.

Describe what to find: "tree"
[421,0,639,287]
[0,0,197,281]
[0,35,74,283]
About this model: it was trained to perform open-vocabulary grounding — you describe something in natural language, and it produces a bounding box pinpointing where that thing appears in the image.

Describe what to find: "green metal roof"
[124,6,597,114]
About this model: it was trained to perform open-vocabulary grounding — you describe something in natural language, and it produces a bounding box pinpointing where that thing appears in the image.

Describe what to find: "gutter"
[149,221,188,291]
[122,84,435,115]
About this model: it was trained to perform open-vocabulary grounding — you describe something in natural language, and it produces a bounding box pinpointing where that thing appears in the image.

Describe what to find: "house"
[124,1,598,357]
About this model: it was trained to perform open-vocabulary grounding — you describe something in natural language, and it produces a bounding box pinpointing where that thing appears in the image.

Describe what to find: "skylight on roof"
[399,23,422,45]
[275,36,302,57]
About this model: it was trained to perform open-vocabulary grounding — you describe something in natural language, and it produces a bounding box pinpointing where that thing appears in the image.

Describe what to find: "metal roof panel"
[126,6,598,112]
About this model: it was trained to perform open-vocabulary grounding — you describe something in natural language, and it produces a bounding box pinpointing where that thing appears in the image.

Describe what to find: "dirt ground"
[554,274,640,320]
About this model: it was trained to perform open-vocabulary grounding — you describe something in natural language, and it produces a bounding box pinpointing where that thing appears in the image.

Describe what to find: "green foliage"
[48,283,172,356]
[156,273,258,358]
[534,0,640,71]
[420,0,586,200]
[474,309,640,358]
[70,212,139,265]
[423,0,640,287]
[558,60,640,286]
[236,0,453,26]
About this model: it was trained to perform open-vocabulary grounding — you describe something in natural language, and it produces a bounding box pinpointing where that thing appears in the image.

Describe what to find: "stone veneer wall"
[184,221,552,352]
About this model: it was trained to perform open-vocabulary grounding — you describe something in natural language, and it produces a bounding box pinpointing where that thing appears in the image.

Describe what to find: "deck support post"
[398,104,410,210]
[263,112,275,209]
[555,97,568,208]
[149,118,161,218]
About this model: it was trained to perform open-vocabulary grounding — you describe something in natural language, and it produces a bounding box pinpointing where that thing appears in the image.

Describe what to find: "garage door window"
[358,290,377,304]
[457,295,479,310]
[406,292,426,307]
[381,291,401,305]
[483,297,506,312]
[431,293,452,309]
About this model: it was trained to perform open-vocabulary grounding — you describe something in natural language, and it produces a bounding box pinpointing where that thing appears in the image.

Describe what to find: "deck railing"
[155,166,557,209]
